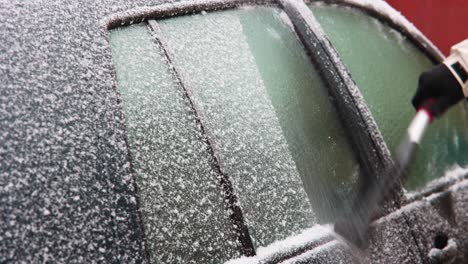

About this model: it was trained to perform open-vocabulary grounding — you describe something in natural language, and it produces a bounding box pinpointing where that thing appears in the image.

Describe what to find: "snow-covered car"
[1,0,467,263]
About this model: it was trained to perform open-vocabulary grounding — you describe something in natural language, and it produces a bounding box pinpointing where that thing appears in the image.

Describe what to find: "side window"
[154,7,317,247]
[110,5,360,263]
[110,24,240,263]
[156,6,359,228]
[310,4,468,190]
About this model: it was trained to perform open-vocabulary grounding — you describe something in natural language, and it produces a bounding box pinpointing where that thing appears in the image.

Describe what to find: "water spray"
[334,100,434,249]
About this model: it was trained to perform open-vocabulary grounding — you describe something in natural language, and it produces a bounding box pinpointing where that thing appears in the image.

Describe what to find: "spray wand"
[334,100,434,249]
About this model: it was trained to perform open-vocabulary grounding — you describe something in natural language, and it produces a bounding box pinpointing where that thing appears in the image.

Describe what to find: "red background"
[386,0,468,56]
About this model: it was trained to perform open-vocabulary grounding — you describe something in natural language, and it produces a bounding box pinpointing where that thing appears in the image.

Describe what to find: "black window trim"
[279,0,398,214]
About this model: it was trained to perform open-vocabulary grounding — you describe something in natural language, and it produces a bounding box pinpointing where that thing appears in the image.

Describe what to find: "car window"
[157,6,360,241]
[110,24,240,263]
[110,5,360,261]
[310,4,468,190]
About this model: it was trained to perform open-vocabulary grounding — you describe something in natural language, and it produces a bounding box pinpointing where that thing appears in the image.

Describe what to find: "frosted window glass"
[109,24,240,263]
[311,5,468,190]
[238,8,360,223]
[157,6,359,246]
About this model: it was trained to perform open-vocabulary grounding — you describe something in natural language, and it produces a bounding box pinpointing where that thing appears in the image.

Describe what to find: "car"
[1,0,467,263]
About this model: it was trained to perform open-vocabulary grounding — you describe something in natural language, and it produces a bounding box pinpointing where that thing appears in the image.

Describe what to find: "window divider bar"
[278,0,401,213]
[145,20,256,257]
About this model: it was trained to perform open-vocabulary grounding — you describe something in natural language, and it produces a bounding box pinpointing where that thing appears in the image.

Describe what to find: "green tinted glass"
[157,5,359,247]
[237,8,360,223]
[110,24,240,263]
[311,4,468,190]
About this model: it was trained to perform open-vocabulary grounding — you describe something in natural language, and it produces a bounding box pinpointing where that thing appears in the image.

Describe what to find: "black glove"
[412,64,464,117]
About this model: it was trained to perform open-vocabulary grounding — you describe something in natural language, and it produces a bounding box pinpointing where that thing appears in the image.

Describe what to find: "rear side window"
[110,5,360,263]
[310,4,468,190]
[110,24,240,263]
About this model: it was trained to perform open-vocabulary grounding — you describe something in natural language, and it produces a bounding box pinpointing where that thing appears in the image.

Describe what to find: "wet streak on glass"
[311,4,468,190]
[109,24,240,263]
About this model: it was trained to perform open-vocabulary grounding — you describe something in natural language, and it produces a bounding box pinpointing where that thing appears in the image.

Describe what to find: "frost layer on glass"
[311,5,468,190]
[109,24,240,263]
[238,9,360,223]
[158,6,359,246]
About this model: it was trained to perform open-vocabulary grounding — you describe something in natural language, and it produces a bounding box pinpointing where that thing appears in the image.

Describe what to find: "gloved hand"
[411,64,464,117]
